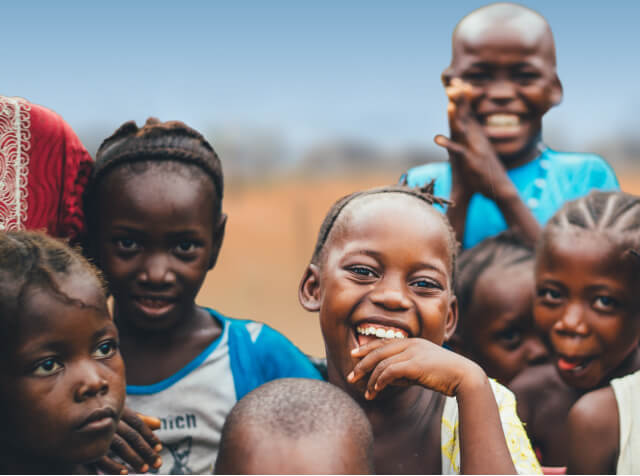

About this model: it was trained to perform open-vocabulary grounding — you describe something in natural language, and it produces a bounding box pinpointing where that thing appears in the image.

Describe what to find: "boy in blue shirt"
[401,3,618,249]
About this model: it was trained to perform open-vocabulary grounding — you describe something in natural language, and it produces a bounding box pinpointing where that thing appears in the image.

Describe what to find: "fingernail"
[365,390,372,400]
[140,464,149,473]
[347,371,355,382]
[153,457,163,469]
[120,470,128,475]
[374,383,380,391]
[350,347,359,355]
[154,443,163,452]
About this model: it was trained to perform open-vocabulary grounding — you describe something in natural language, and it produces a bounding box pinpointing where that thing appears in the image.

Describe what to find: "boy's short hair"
[215,378,374,474]
[454,231,533,338]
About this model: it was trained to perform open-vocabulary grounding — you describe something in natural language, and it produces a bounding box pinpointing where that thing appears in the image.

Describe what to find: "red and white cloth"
[0,96,93,241]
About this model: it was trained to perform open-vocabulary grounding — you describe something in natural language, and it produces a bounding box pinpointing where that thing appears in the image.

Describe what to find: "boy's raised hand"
[435,78,511,200]
[347,337,485,400]
[96,407,163,474]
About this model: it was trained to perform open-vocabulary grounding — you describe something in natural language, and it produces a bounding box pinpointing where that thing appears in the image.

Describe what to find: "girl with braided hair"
[84,118,321,474]
[0,230,125,474]
[511,190,640,469]
[298,183,541,474]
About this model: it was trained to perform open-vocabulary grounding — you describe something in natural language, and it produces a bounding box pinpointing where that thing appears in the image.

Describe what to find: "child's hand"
[435,78,511,200]
[347,337,485,400]
[95,407,163,474]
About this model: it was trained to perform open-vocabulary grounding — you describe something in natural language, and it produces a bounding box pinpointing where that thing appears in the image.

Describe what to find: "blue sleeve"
[254,325,323,382]
[228,320,321,400]
[588,156,620,191]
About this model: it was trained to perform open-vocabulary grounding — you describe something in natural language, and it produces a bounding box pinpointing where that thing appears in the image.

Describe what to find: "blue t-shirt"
[126,308,321,473]
[400,148,620,249]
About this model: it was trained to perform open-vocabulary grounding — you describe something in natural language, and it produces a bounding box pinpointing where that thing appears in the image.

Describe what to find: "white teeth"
[486,114,520,127]
[355,326,407,339]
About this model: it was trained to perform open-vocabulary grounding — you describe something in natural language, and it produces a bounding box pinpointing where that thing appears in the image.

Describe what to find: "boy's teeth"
[356,325,407,339]
[486,114,520,127]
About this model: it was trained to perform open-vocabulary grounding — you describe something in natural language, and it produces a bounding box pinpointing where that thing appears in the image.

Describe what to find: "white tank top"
[611,370,640,474]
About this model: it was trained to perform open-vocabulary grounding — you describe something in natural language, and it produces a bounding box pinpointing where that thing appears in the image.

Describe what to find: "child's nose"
[555,303,590,337]
[138,253,176,286]
[370,282,412,311]
[486,79,517,102]
[73,361,109,402]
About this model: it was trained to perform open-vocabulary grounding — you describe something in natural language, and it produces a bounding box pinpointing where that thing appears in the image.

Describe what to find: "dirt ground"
[196,170,640,357]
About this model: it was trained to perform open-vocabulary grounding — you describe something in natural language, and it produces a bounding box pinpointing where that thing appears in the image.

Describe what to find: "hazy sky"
[3,1,639,157]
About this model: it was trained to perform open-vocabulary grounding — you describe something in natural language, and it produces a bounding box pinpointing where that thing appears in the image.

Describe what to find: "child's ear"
[444,295,458,341]
[208,213,227,270]
[299,264,321,312]
[550,74,563,107]
[441,67,453,87]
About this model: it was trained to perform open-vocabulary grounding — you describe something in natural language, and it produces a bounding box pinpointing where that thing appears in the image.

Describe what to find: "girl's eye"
[537,287,562,302]
[462,71,490,84]
[115,238,139,251]
[593,295,618,312]
[93,341,118,359]
[175,241,198,254]
[496,328,523,349]
[348,266,377,278]
[411,279,441,290]
[33,358,63,376]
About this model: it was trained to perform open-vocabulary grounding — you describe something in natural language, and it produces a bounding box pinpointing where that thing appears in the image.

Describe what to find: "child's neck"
[500,133,543,170]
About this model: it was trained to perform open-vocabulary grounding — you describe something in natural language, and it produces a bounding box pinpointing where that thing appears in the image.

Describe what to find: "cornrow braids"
[542,190,640,259]
[455,231,533,335]
[84,119,224,248]
[0,231,107,341]
[310,182,458,278]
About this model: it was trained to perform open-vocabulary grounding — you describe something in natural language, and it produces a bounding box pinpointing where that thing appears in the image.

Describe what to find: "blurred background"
[4,1,640,356]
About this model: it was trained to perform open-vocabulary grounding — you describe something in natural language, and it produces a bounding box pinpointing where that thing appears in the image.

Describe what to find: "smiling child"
[401,3,618,249]
[298,183,541,474]
[510,190,640,467]
[84,118,321,474]
[0,231,125,474]
[450,231,548,385]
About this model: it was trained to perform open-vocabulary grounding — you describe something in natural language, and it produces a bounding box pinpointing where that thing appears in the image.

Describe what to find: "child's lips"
[556,355,596,374]
[133,295,177,317]
[354,322,409,347]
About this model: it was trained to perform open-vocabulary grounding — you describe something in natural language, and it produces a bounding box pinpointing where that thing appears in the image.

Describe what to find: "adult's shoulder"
[544,149,619,191]
[401,161,451,188]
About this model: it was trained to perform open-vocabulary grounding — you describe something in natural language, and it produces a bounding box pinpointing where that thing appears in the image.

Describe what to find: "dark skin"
[95,167,226,473]
[435,5,563,247]
[565,385,619,474]
[511,231,640,466]
[450,260,549,385]
[299,195,517,474]
[0,271,125,474]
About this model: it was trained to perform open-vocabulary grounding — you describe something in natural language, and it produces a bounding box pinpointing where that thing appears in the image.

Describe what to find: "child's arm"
[566,387,618,475]
[435,79,541,247]
[349,338,518,474]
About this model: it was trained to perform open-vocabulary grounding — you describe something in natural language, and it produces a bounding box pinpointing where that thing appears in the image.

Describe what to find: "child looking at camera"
[0,231,126,474]
[298,183,541,474]
[84,118,321,474]
[401,3,618,249]
[511,191,640,467]
[215,378,375,474]
[451,231,548,385]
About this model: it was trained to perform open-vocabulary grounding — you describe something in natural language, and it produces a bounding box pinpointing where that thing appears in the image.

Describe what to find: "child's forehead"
[451,6,555,65]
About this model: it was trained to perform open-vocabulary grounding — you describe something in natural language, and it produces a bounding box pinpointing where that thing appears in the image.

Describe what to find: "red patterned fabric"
[0,96,93,241]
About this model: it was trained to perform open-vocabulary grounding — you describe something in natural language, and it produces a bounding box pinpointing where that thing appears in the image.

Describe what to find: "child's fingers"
[136,413,162,431]
[121,408,163,452]
[110,432,147,473]
[94,455,129,475]
[366,361,413,400]
[434,135,467,157]
[348,340,409,383]
[113,419,162,472]
[364,351,412,399]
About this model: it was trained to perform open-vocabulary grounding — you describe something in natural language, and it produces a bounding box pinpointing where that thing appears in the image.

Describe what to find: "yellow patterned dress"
[441,379,542,474]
